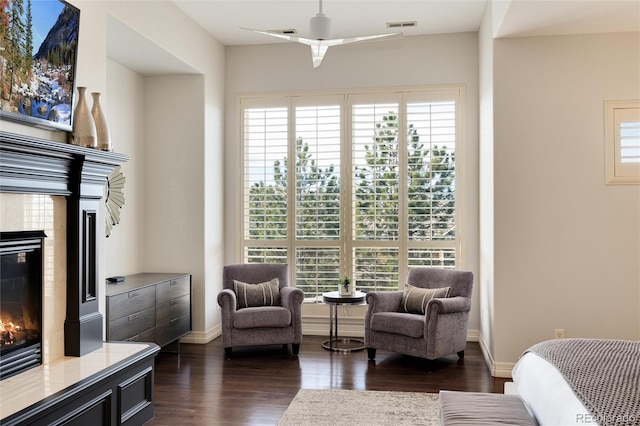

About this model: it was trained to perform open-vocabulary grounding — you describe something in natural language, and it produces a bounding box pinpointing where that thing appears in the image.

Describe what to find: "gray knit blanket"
[525,339,640,426]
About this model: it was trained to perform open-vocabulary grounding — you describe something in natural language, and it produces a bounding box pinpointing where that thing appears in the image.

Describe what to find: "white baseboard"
[478,332,515,378]
[180,324,221,344]
[503,381,517,395]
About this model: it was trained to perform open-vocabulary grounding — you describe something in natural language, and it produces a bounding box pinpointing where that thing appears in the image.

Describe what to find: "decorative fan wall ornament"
[242,0,402,68]
[105,166,126,237]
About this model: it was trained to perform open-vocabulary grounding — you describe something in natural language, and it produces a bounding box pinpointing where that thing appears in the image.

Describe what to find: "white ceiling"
[106,0,640,75]
[171,0,640,45]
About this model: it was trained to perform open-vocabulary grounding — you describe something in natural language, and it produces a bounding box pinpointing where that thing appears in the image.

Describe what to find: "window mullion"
[287,98,296,283]
[398,93,409,287]
[342,96,352,280]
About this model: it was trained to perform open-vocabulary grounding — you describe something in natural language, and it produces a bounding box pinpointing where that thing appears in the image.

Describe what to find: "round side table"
[321,291,366,353]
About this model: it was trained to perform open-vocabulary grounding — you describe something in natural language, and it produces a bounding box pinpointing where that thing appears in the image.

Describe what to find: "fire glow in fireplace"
[0,231,45,380]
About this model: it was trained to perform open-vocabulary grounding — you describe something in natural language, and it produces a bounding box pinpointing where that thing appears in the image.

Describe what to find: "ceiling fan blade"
[326,32,403,47]
[308,43,330,68]
[241,27,403,68]
[240,28,313,44]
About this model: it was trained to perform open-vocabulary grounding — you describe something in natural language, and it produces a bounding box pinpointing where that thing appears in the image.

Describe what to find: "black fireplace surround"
[0,130,127,364]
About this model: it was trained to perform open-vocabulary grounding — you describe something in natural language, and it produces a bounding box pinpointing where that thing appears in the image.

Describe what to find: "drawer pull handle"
[170,300,178,306]
[170,318,179,326]
[128,313,138,322]
[170,280,178,286]
[129,291,139,298]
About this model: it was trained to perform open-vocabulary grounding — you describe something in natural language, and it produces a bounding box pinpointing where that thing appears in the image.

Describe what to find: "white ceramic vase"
[91,92,112,151]
[71,87,96,148]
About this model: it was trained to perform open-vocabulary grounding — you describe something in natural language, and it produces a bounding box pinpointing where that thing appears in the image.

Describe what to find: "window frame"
[604,100,640,185]
[237,85,467,300]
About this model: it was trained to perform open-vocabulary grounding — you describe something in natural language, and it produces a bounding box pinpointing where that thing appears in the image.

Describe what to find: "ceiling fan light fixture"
[310,12,331,40]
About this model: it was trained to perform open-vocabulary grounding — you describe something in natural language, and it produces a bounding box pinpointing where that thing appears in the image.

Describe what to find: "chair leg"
[457,350,465,359]
[292,344,300,355]
[224,347,232,359]
[367,348,376,360]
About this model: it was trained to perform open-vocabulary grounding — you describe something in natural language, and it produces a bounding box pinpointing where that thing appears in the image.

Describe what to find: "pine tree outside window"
[240,87,465,300]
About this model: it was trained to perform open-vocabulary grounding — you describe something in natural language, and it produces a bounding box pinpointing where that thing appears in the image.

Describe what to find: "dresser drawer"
[156,276,190,303]
[108,307,155,341]
[107,286,155,321]
[156,294,190,325]
[126,327,156,344]
[155,314,191,347]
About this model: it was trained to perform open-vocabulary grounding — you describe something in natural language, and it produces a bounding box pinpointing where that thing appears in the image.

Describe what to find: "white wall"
[490,31,640,371]
[104,59,145,277]
[224,33,481,333]
[478,3,496,371]
[100,1,226,342]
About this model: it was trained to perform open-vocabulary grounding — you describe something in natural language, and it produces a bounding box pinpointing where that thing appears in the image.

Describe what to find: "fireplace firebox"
[0,231,45,380]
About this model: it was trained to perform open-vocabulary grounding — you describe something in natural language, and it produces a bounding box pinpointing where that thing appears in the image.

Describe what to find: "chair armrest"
[365,291,403,314]
[280,287,304,309]
[426,296,471,315]
[217,288,237,311]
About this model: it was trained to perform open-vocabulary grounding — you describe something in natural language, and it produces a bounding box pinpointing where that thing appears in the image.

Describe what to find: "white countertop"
[0,342,152,419]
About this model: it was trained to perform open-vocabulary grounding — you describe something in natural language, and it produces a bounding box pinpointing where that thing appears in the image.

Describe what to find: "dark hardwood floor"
[149,336,509,425]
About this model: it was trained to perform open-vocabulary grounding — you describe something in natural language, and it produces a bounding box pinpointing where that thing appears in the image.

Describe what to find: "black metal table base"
[322,337,365,353]
[322,291,367,353]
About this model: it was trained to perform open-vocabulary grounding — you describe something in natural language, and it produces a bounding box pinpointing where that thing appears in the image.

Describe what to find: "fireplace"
[0,231,45,380]
[0,130,127,365]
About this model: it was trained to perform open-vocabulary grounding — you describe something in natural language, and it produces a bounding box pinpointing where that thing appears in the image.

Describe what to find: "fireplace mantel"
[0,130,128,356]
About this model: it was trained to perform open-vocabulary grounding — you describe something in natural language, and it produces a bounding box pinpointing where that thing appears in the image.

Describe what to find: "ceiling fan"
[242,0,403,68]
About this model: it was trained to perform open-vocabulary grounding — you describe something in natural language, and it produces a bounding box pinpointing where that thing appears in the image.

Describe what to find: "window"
[605,100,640,185]
[240,87,465,300]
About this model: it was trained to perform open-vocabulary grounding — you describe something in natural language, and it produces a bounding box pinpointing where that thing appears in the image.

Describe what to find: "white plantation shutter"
[351,101,400,241]
[406,100,456,241]
[242,103,288,263]
[239,87,465,298]
[615,108,640,175]
[294,104,342,240]
[293,101,343,298]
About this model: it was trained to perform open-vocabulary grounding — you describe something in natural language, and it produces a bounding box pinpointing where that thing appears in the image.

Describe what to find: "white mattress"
[512,352,594,426]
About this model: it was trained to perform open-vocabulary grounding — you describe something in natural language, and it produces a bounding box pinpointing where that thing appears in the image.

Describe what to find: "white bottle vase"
[91,92,112,151]
[71,87,96,148]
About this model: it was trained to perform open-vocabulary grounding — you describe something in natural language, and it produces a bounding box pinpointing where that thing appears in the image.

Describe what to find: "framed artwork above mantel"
[0,0,80,132]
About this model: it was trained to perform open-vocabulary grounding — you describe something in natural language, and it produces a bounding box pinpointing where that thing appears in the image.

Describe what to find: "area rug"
[277,389,440,425]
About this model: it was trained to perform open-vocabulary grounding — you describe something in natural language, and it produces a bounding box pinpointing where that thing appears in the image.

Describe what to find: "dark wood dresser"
[106,273,192,349]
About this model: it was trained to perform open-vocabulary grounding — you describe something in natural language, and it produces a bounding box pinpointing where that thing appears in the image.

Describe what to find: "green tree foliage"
[23,0,32,74]
[294,137,340,240]
[6,0,26,93]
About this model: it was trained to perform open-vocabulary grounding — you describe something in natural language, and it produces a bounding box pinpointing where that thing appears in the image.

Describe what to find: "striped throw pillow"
[233,278,281,309]
[401,284,450,314]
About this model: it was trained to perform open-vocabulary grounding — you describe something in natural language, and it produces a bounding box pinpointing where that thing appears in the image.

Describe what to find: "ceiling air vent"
[386,21,417,29]
[269,28,298,35]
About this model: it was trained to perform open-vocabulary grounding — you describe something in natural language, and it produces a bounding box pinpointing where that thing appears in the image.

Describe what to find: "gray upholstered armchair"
[217,264,304,359]
[364,267,473,361]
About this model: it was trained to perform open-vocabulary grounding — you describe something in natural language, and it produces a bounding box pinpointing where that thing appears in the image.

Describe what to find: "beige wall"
[478,2,496,370]
[100,1,226,342]
[488,31,640,374]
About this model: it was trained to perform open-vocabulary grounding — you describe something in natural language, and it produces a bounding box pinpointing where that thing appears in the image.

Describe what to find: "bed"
[512,338,640,426]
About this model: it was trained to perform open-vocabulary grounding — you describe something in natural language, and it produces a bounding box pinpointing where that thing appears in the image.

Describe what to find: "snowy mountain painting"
[0,0,79,131]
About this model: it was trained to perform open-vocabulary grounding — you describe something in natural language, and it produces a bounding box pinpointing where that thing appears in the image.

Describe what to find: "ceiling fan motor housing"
[310,13,331,40]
